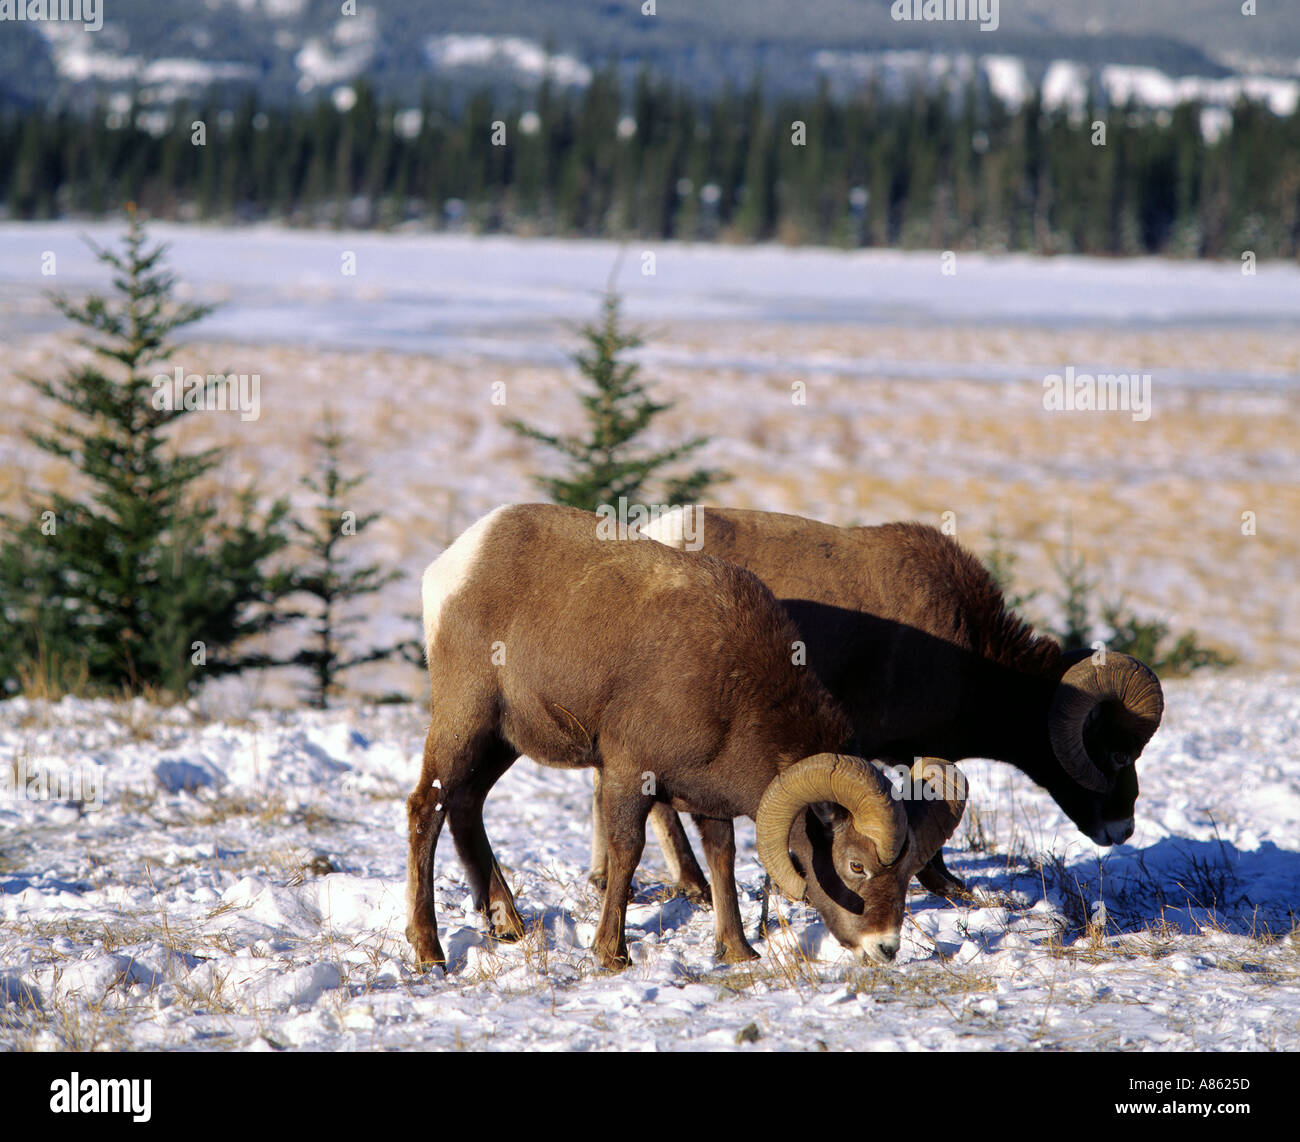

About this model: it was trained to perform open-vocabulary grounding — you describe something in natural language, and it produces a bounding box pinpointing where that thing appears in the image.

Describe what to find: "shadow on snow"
[966,836,1300,938]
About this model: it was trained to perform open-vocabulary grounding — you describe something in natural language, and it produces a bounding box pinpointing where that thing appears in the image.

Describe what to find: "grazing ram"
[406,503,967,971]
[589,507,1164,902]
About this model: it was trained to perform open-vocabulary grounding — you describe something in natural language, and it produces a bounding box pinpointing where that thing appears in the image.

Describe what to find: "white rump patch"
[640,505,691,549]
[421,505,509,660]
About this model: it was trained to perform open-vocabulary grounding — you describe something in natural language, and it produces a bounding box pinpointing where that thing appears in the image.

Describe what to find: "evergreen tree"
[2,74,1298,258]
[506,291,728,511]
[983,529,1232,675]
[737,95,779,241]
[284,415,413,708]
[982,522,1039,618]
[0,206,294,697]
[1047,531,1097,653]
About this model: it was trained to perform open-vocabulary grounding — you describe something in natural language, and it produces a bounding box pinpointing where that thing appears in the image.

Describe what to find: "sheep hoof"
[486,906,527,941]
[407,926,446,971]
[678,880,712,906]
[596,947,632,972]
[716,940,761,964]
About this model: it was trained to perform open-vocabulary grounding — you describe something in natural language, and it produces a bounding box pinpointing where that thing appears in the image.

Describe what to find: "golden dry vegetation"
[3,320,1295,693]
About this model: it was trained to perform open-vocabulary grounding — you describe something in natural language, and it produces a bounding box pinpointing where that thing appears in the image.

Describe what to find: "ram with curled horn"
[620,507,1164,903]
[405,504,968,971]
[756,754,968,961]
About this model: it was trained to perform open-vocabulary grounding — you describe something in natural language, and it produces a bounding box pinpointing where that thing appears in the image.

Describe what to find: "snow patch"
[425,35,592,89]
[982,54,1031,109]
[294,10,377,92]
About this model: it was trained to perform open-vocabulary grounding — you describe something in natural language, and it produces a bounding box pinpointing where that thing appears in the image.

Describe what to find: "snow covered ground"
[2,673,1297,1051]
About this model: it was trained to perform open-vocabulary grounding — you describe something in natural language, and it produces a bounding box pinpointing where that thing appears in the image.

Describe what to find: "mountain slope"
[7,0,1297,109]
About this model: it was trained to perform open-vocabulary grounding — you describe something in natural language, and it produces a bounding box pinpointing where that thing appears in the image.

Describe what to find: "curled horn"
[905,757,969,864]
[1049,653,1165,794]
[755,753,905,902]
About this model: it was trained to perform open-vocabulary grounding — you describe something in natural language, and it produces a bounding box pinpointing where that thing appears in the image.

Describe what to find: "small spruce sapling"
[0,206,293,697]
[286,414,416,707]
[506,291,729,512]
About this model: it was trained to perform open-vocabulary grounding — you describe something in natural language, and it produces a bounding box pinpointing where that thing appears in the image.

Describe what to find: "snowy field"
[1,673,1298,1051]
[1,225,1298,1051]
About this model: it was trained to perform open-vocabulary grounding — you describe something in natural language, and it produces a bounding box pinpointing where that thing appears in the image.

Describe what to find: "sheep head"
[1046,651,1164,845]
[755,754,967,964]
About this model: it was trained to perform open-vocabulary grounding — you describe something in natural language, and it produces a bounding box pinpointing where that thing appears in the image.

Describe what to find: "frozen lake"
[1,224,1298,389]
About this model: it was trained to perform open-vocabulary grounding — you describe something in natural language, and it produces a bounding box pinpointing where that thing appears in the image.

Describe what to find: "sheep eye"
[849,861,866,877]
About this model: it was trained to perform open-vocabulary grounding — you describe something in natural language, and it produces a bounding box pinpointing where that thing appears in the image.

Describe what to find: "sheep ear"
[903,758,968,863]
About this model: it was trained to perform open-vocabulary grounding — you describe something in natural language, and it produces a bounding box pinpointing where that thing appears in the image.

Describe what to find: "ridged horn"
[905,757,969,863]
[755,753,905,902]
[1049,653,1165,794]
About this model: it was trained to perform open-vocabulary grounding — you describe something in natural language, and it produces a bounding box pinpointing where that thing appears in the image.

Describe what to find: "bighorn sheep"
[590,507,1164,901]
[406,503,967,971]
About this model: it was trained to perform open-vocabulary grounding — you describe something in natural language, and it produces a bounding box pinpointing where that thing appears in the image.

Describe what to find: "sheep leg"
[587,770,610,892]
[590,774,710,905]
[405,725,452,969]
[586,772,632,901]
[917,846,967,899]
[593,780,651,972]
[649,805,711,905]
[446,739,526,941]
[691,815,760,963]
